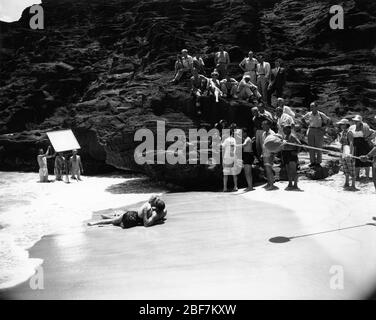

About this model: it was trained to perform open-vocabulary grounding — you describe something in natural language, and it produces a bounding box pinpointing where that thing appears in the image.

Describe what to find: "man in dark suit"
[267,58,286,106]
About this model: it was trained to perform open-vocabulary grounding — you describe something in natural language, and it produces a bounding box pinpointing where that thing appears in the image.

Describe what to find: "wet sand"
[1,173,376,299]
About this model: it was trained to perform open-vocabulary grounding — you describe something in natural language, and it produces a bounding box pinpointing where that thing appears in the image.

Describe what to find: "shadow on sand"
[269,222,376,244]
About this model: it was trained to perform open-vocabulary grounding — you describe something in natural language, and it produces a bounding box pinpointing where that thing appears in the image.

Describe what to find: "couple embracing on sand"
[88,195,167,229]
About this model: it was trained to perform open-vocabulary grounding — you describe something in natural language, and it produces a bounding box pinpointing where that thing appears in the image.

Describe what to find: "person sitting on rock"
[214,44,230,80]
[69,149,84,181]
[54,153,66,181]
[190,68,208,115]
[208,71,223,103]
[281,125,301,191]
[238,75,261,102]
[239,51,258,84]
[170,49,193,83]
[88,195,167,228]
[192,54,206,75]
[37,146,54,183]
[220,75,238,99]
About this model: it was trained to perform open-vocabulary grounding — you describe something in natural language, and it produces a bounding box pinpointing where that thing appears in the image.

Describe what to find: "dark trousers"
[267,85,283,106]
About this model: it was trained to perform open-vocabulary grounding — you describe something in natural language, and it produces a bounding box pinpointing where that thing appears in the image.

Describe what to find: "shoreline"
[0,171,169,291]
[1,172,376,299]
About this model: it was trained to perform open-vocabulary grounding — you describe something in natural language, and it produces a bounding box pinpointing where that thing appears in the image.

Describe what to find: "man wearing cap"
[302,102,331,167]
[214,44,230,80]
[256,54,271,105]
[267,58,286,106]
[239,51,258,84]
[238,75,261,101]
[337,118,357,190]
[170,49,193,83]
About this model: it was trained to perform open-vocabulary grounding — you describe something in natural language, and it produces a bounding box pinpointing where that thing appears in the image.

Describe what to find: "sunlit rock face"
[0,0,375,186]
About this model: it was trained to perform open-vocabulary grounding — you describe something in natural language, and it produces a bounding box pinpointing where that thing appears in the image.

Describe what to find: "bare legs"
[285,162,298,190]
[244,164,253,190]
[223,174,238,192]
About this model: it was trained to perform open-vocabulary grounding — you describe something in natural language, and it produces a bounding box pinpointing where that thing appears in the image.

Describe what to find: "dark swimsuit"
[120,211,143,229]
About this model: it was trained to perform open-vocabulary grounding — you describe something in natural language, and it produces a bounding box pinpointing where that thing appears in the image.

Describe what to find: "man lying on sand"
[87,195,167,228]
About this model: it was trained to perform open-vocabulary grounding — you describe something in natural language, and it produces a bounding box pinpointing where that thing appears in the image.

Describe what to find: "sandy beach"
[1,170,376,300]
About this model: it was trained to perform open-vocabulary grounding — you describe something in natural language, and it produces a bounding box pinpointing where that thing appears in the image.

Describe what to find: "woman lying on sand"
[87,195,167,228]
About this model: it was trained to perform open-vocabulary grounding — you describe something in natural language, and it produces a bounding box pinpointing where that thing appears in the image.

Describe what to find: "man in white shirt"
[239,51,258,84]
[276,97,295,118]
[214,44,230,80]
[237,75,261,101]
[302,102,331,167]
[256,54,271,105]
[171,49,193,83]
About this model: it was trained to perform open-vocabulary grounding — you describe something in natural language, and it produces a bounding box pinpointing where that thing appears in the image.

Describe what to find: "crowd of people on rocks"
[169,46,376,193]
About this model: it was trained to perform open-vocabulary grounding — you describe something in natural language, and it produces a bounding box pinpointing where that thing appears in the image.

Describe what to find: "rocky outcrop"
[0,0,375,187]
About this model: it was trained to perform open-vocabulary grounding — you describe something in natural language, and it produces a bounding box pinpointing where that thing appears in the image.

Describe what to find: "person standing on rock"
[239,51,258,84]
[302,102,330,167]
[69,149,84,181]
[267,58,286,106]
[256,54,271,105]
[37,146,54,183]
[214,44,230,80]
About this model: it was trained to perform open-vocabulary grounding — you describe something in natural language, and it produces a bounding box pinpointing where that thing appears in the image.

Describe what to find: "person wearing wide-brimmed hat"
[337,118,357,190]
[349,115,376,180]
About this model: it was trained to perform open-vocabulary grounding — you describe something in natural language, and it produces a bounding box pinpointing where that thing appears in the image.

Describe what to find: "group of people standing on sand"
[37,146,84,183]
[168,45,376,193]
[217,112,376,194]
